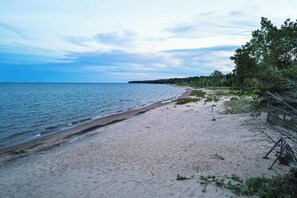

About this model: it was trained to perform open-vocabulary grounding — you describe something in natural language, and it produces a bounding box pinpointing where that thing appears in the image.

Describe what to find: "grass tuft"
[176,98,199,105]
[176,174,191,181]
[190,90,206,98]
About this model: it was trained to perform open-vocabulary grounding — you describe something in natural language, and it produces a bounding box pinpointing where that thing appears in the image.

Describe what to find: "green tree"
[230,17,297,94]
[210,70,224,87]
[230,17,297,129]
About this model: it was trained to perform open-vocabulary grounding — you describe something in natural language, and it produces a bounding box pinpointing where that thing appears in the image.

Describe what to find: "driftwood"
[210,154,224,160]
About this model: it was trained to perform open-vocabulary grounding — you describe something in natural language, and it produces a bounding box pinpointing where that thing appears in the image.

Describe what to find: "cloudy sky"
[1,0,297,82]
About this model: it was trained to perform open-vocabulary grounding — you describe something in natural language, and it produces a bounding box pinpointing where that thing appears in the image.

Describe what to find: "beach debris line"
[7,149,26,155]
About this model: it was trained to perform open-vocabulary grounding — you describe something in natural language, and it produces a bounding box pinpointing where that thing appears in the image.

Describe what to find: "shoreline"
[0,87,284,197]
[0,88,192,156]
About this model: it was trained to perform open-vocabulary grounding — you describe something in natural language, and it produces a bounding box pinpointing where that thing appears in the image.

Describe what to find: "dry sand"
[0,89,288,197]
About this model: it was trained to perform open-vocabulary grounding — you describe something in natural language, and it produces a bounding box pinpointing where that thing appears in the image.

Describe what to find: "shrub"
[190,90,206,98]
[242,176,296,198]
[224,96,260,114]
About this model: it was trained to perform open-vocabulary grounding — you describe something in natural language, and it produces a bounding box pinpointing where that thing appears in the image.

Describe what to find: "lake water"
[0,83,185,148]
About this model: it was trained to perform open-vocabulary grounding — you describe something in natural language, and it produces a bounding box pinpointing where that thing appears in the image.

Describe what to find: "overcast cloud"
[1,0,297,82]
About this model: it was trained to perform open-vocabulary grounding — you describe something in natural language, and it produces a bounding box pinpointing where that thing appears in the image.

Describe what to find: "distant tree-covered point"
[129,71,235,88]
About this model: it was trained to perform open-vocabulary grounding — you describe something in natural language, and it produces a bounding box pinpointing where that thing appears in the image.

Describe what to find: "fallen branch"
[210,154,224,160]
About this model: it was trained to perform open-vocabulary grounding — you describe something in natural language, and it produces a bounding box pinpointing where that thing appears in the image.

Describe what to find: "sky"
[1,0,297,82]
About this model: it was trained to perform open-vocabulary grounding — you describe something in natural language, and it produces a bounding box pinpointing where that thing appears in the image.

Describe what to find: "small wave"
[32,133,41,138]
[92,115,103,120]
[1,131,26,140]
[45,125,59,130]
[0,131,40,148]
[119,99,132,103]
[70,118,92,125]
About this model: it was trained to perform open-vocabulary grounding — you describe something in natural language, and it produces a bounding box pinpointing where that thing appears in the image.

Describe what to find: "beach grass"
[224,96,260,114]
[190,90,206,98]
[198,172,297,197]
[175,98,200,105]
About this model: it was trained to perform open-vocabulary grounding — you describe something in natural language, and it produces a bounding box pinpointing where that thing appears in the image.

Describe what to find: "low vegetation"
[174,170,297,197]
[176,174,191,181]
[198,171,297,197]
[204,95,219,103]
[176,89,225,105]
[224,96,261,114]
[175,98,200,105]
[214,89,231,96]
[175,90,208,105]
[190,90,206,98]
[176,89,229,105]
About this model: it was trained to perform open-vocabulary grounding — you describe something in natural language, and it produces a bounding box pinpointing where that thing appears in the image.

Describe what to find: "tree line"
[129,71,235,88]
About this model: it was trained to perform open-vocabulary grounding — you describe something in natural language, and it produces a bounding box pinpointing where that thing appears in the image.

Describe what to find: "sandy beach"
[0,89,288,197]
